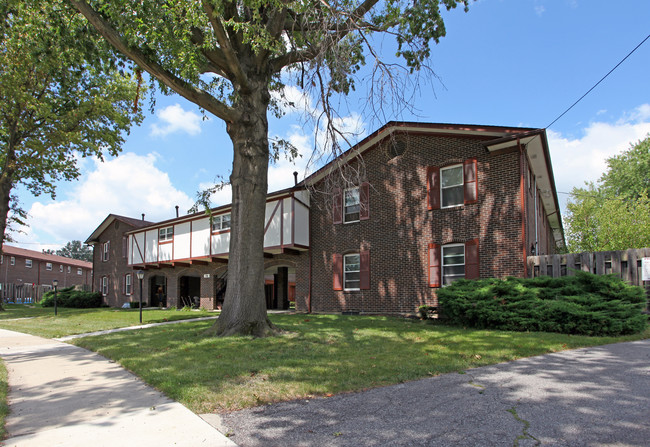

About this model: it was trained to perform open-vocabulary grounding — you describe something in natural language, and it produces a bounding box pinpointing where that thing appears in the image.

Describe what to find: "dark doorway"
[149,275,167,307]
[179,276,200,308]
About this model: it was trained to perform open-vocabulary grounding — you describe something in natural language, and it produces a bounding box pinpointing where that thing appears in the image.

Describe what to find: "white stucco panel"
[174,222,191,260]
[264,200,281,247]
[282,198,292,245]
[145,229,158,263]
[294,201,309,246]
[191,217,211,257]
[211,232,230,255]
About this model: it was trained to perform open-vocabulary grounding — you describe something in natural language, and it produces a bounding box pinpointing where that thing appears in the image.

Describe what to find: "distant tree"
[56,240,93,262]
[564,136,650,252]
[42,249,56,255]
[0,0,142,256]
[70,0,472,337]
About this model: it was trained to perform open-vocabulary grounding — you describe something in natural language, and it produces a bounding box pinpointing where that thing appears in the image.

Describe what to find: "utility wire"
[547,33,650,129]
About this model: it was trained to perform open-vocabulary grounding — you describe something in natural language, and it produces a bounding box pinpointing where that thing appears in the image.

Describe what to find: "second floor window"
[26,259,32,268]
[46,262,52,271]
[212,214,231,232]
[103,241,110,261]
[159,226,173,242]
[60,265,63,272]
[344,188,360,223]
[10,257,15,265]
[77,268,82,275]
[441,165,464,208]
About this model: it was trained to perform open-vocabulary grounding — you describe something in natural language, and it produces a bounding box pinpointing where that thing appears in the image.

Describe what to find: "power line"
[546,33,650,129]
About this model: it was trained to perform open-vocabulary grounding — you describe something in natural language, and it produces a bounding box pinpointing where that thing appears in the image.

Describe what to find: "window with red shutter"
[465,239,480,279]
[427,167,441,210]
[463,159,478,205]
[428,243,441,287]
[360,250,370,289]
[333,189,343,224]
[359,183,370,220]
[332,254,343,290]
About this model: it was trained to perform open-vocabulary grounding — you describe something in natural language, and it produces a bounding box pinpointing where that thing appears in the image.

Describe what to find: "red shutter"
[465,238,480,279]
[427,167,440,210]
[333,188,342,224]
[359,182,370,220]
[360,250,370,289]
[333,254,343,290]
[464,158,478,205]
[428,243,441,287]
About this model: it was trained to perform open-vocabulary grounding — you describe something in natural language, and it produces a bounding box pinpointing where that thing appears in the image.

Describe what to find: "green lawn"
[0,360,7,440]
[65,314,649,413]
[0,304,216,338]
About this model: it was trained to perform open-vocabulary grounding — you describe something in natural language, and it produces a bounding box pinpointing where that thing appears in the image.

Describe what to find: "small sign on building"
[642,257,650,281]
[203,274,211,279]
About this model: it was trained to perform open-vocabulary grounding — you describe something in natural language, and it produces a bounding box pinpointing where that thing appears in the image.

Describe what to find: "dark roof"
[85,214,153,245]
[1,245,92,268]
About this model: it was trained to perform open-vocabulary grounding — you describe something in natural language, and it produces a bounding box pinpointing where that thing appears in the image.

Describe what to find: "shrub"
[437,272,646,336]
[41,288,102,308]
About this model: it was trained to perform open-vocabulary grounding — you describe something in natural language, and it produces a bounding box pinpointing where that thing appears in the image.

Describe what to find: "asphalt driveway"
[220,339,650,446]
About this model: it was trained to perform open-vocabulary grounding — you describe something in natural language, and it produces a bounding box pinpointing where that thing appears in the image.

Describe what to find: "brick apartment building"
[0,245,93,302]
[87,122,564,313]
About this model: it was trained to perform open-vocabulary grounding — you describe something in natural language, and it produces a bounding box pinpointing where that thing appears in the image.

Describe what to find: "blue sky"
[12,0,650,250]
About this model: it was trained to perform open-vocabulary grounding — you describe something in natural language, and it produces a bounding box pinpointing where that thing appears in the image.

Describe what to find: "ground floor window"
[101,276,108,296]
[442,244,465,285]
[125,274,132,295]
[343,253,361,290]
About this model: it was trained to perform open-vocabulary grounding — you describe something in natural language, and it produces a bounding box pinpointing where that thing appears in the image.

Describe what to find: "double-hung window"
[103,241,110,261]
[67,266,71,273]
[159,226,174,242]
[10,256,15,266]
[26,259,32,268]
[343,254,361,290]
[440,165,464,208]
[442,244,465,285]
[212,213,231,232]
[344,188,360,223]
[59,265,63,273]
[101,276,108,296]
[125,274,132,295]
[77,268,82,276]
[46,262,52,271]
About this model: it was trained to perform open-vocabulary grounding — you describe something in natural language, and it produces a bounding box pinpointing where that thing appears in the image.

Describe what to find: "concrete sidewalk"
[0,329,237,447]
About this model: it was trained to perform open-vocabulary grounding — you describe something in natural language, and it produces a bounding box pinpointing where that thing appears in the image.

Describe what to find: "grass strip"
[0,360,8,440]
[0,304,216,338]
[69,314,649,413]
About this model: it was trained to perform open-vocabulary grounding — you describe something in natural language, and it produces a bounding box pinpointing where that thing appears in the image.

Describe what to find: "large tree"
[0,0,142,253]
[564,136,650,252]
[56,240,93,262]
[69,0,471,336]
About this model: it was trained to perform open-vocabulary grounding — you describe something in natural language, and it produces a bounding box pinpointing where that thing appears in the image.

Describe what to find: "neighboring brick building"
[85,214,153,307]
[0,245,92,302]
[88,122,564,314]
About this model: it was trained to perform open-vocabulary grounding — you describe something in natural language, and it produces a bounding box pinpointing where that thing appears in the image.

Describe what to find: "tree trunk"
[206,80,279,337]
[0,136,18,312]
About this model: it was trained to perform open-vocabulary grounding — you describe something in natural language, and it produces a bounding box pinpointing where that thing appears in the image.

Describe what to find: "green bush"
[437,271,647,336]
[41,288,102,308]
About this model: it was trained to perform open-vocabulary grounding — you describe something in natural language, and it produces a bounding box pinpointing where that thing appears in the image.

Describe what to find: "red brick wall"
[297,133,529,314]
[1,254,91,290]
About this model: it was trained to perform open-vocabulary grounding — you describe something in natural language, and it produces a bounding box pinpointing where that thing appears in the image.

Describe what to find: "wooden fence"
[527,247,650,307]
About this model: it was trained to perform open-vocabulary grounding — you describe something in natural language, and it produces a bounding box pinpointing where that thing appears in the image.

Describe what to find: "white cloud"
[548,104,650,211]
[150,104,204,137]
[534,5,546,16]
[26,153,193,244]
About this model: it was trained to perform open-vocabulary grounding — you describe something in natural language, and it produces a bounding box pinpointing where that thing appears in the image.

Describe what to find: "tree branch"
[201,0,251,93]
[68,0,239,123]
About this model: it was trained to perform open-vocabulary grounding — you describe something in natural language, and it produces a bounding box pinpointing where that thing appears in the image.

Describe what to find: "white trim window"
[60,265,63,273]
[67,266,71,273]
[159,226,174,242]
[103,241,110,261]
[77,268,82,276]
[344,188,360,223]
[25,259,33,268]
[46,262,52,271]
[442,244,465,285]
[10,257,15,266]
[125,273,132,295]
[212,213,231,232]
[441,165,464,208]
[101,276,108,296]
[343,253,361,290]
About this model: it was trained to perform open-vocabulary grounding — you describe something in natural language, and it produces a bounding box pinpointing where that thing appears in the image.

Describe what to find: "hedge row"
[40,287,103,309]
[437,271,647,336]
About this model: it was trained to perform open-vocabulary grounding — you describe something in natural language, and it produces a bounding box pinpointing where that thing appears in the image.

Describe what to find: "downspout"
[534,176,539,255]
[308,203,312,313]
[518,138,528,278]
